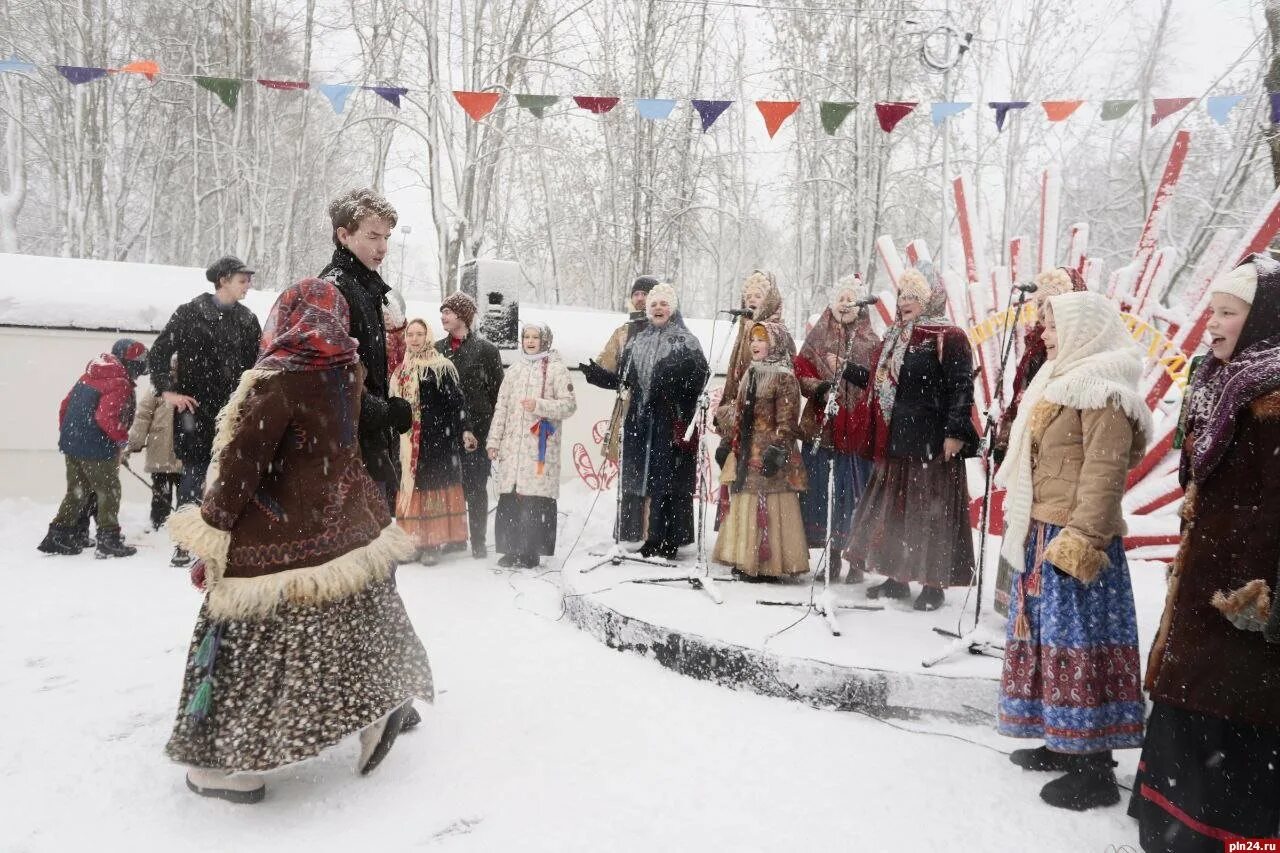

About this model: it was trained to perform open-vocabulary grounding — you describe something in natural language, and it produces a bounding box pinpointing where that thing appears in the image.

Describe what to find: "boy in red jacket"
[38,339,149,558]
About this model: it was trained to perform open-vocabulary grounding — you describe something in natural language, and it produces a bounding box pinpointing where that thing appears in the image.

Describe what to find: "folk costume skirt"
[998,522,1144,754]
[713,491,810,577]
[165,578,433,772]
[396,484,468,549]
[843,456,975,588]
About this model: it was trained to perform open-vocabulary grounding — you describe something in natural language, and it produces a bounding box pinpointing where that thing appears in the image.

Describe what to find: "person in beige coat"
[488,322,577,568]
[127,383,184,530]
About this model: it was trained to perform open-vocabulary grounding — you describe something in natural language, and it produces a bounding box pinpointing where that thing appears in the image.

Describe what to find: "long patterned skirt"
[713,491,810,577]
[800,446,872,547]
[843,456,975,588]
[998,521,1144,753]
[396,484,468,549]
[165,578,434,772]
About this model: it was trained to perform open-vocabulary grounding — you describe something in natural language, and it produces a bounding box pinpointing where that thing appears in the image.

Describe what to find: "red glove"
[190,560,207,591]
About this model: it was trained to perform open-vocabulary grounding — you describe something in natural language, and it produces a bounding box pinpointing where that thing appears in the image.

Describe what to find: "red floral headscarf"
[256,278,360,372]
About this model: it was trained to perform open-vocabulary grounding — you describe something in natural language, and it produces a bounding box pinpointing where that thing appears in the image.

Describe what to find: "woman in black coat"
[620,283,709,559]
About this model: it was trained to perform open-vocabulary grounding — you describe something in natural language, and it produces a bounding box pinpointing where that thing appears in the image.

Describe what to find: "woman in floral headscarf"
[841,263,978,611]
[488,321,577,569]
[713,321,809,578]
[166,278,432,803]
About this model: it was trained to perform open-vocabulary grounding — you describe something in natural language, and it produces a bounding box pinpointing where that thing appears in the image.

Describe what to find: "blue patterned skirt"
[997,521,1145,753]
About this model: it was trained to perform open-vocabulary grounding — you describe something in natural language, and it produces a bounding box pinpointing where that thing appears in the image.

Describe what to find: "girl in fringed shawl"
[794,274,881,582]
[487,321,577,569]
[713,322,810,579]
[166,278,433,804]
[991,265,1089,615]
[391,319,469,565]
[841,263,978,611]
[621,283,709,559]
[994,291,1149,812]
[713,270,796,527]
[1132,255,1280,850]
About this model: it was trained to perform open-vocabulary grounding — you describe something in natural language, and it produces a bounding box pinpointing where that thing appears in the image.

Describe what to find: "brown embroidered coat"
[723,364,807,495]
[1144,389,1280,727]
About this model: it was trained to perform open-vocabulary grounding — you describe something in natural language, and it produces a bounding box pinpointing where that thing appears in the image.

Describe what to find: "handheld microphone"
[1013,283,1038,293]
[721,308,754,318]
[854,294,880,307]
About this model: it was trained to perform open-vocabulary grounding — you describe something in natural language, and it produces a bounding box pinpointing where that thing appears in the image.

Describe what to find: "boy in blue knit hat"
[38,338,149,558]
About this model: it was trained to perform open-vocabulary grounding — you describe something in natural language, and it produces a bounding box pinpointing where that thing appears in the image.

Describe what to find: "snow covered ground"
[1,495,1146,852]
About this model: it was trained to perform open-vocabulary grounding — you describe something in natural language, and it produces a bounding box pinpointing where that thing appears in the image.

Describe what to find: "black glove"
[812,381,833,401]
[387,396,413,435]
[579,359,619,390]
[761,445,786,478]
[714,444,731,469]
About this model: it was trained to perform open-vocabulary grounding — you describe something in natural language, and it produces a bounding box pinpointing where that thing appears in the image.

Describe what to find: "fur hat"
[441,291,478,329]
[631,275,659,296]
[646,282,679,316]
[1209,262,1259,306]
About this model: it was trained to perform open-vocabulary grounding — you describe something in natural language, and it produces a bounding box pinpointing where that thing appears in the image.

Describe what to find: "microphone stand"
[756,302,884,635]
[922,285,1031,668]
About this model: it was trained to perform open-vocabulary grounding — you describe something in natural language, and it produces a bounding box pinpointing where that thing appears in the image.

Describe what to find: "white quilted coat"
[486,352,577,499]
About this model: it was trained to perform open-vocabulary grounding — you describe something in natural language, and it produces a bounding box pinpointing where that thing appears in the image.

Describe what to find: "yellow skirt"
[712,491,810,577]
[396,485,468,548]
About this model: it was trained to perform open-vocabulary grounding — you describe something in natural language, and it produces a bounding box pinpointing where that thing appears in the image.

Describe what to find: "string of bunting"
[4,54,1278,133]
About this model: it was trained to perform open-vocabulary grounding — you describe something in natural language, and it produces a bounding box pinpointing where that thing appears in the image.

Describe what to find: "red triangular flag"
[875,101,917,133]
[1041,100,1084,122]
[1151,97,1195,127]
[573,96,620,115]
[117,60,160,82]
[756,100,800,138]
[258,79,309,91]
[453,90,501,121]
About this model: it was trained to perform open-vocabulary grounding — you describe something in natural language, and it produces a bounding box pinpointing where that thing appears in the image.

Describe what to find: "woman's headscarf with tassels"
[256,278,360,372]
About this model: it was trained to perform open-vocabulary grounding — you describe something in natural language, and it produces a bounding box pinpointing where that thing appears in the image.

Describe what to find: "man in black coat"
[148,256,261,565]
[437,291,505,558]
[319,188,413,510]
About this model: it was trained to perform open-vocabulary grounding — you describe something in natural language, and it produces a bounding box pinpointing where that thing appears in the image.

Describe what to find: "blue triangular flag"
[931,101,971,126]
[318,83,356,114]
[635,98,677,120]
[1205,94,1244,126]
[691,99,732,132]
[0,56,36,75]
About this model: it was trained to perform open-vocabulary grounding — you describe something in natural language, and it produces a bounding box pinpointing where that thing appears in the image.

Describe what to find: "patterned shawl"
[256,278,360,372]
[873,264,952,425]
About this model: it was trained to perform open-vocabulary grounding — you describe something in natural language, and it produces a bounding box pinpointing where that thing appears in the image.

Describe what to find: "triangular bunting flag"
[366,86,409,108]
[56,65,109,85]
[318,83,356,114]
[1151,97,1195,127]
[989,101,1030,131]
[258,79,309,91]
[1101,99,1137,121]
[573,96,620,115]
[691,99,733,131]
[635,98,676,120]
[930,101,970,126]
[195,76,243,110]
[756,100,800,138]
[819,101,856,135]
[1041,100,1084,122]
[874,101,917,133]
[0,56,36,75]
[453,90,501,121]
[118,60,160,82]
[1205,94,1244,125]
[515,94,558,118]
[1269,92,1280,125]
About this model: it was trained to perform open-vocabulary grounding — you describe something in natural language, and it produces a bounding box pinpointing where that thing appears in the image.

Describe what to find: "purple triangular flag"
[56,65,109,85]
[988,100,1030,131]
[691,99,733,132]
[366,85,409,108]
[1270,92,1280,125]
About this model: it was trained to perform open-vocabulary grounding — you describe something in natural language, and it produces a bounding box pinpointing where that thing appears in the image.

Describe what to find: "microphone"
[720,308,753,318]
[854,294,880,307]
[1013,283,1038,293]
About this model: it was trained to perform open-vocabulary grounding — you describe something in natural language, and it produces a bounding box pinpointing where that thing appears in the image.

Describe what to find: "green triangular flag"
[820,101,857,135]
[1101,99,1137,121]
[195,76,243,110]
[516,94,559,119]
